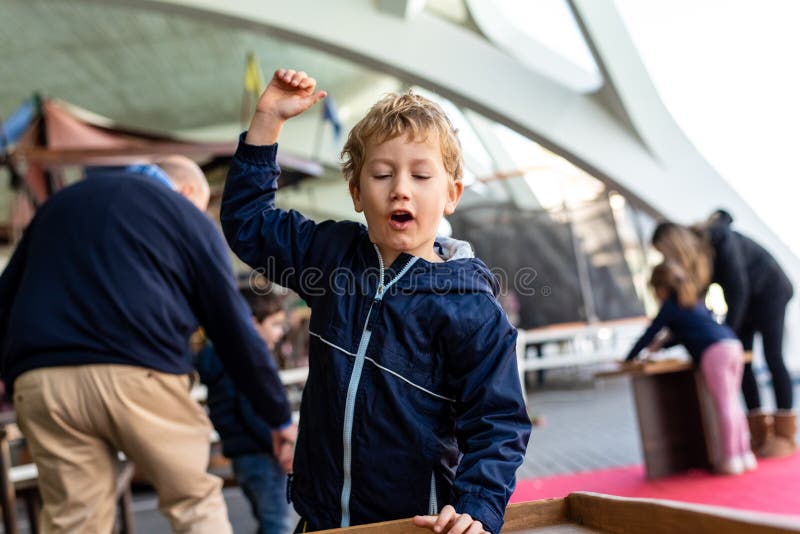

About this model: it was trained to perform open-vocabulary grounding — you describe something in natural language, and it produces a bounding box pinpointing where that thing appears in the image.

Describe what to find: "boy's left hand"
[271,423,297,473]
[413,505,488,534]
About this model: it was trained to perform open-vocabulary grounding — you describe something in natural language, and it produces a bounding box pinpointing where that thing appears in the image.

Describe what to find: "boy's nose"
[390,175,412,200]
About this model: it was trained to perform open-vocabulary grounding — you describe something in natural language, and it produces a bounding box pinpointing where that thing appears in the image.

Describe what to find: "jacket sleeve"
[624,302,671,361]
[221,135,358,305]
[234,391,275,452]
[712,230,750,332]
[190,224,291,429]
[445,295,532,534]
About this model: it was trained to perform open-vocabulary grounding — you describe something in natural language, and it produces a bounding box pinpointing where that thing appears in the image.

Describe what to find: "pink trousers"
[701,340,751,460]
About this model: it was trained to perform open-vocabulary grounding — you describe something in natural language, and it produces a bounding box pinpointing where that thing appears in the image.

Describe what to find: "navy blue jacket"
[221,139,531,534]
[0,172,290,428]
[195,343,275,457]
[707,218,794,332]
[625,297,738,364]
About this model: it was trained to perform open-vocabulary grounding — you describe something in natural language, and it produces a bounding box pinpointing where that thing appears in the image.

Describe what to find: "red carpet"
[511,454,800,517]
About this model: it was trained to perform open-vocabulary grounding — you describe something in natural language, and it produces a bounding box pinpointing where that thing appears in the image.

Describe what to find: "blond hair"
[341,91,463,188]
[651,222,712,297]
[650,261,700,308]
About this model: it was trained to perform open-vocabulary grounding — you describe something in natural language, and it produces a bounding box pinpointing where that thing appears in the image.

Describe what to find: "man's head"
[341,92,464,264]
[155,155,210,211]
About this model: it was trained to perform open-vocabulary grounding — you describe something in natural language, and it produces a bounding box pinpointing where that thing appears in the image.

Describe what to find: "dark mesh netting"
[448,196,644,329]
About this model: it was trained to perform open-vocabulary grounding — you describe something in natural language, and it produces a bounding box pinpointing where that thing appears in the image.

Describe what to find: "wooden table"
[311,492,800,533]
[596,359,719,479]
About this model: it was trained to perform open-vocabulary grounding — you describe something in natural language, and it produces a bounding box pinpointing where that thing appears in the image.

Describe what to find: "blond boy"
[222,69,531,534]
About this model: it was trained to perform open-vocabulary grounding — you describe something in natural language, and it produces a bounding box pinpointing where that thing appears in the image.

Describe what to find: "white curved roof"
[2,1,797,347]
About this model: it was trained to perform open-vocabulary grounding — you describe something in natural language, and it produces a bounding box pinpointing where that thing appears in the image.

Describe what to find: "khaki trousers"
[14,364,232,534]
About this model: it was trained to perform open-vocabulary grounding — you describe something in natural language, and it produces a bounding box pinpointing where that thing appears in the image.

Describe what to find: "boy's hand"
[271,423,298,473]
[246,68,327,145]
[413,505,487,534]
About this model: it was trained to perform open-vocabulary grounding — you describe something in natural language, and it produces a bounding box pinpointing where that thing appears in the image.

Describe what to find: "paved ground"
[130,370,800,533]
[519,373,642,479]
[129,370,643,533]
[5,369,797,533]
[129,371,647,533]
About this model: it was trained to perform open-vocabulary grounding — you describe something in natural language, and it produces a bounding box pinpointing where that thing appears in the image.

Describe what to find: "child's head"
[240,285,286,351]
[341,91,464,264]
[650,261,700,308]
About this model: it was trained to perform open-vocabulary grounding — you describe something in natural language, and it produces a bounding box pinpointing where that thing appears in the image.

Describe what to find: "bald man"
[155,155,211,210]
[0,158,294,533]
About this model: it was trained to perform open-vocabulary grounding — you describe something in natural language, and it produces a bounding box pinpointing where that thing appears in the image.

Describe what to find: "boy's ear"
[444,180,464,216]
[349,181,363,213]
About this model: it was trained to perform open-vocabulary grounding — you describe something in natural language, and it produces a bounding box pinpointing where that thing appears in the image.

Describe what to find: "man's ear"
[349,181,363,213]
[444,180,464,216]
[178,183,194,198]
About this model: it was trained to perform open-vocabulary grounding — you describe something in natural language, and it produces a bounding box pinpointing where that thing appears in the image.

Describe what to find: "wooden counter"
[597,359,718,479]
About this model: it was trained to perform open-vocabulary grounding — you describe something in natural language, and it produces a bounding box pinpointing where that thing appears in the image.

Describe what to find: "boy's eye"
[373,174,391,180]
[413,175,431,180]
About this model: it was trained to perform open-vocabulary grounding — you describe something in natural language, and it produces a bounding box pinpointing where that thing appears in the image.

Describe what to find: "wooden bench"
[0,419,135,534]
[514,318,649,396]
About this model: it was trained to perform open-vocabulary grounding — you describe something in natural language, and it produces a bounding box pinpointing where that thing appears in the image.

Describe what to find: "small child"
[196,286,290,534]
[625,261,756,475]
[221,69,531,534]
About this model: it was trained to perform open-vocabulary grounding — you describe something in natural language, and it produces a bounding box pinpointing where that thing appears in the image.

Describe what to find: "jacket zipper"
[429,472,438,515]
[340,246,418,527]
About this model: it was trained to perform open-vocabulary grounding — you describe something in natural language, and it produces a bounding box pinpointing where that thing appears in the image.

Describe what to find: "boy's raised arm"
[223,69,352,302]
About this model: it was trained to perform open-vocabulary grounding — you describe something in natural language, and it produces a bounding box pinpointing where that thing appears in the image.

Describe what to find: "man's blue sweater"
[0,171,290,428]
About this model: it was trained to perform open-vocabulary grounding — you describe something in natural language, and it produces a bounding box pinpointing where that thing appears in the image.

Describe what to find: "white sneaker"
[718,456,744,475]
[741,451,757,471]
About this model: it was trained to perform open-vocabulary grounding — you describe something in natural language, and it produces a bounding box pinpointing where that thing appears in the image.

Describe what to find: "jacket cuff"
[276,419,293,431]
[454,493,504,534]
[234,132,279,165]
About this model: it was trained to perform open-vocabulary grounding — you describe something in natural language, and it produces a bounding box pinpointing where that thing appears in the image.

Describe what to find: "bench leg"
[0,431,19,534]
[117,486,134,534]
[24,492,40,534]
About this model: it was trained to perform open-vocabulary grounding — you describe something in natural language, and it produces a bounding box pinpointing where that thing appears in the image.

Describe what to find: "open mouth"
[390,210,414,223]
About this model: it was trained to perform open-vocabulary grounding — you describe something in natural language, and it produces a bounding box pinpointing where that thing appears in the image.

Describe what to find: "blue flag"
[322,96,342,141]
[1,97,37,152]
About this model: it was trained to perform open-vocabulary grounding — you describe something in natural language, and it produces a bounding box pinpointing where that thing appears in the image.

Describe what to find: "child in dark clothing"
[196,286,290,534]
[626,261,756,475]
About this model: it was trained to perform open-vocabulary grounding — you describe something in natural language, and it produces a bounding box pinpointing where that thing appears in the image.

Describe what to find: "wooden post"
[0,425,19,534]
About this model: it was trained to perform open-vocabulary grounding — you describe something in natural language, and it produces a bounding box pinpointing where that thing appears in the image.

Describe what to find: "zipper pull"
[286,473,293,504]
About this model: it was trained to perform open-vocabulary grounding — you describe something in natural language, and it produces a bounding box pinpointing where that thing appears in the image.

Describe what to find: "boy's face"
[253,310,287,352]
[350,134,463,265]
